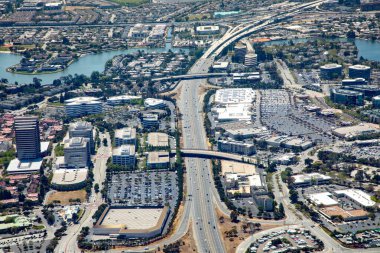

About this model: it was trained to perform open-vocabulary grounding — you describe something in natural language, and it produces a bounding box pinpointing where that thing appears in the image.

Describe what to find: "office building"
[334,189,376,208]
[341,78,367,86]
[65,97,103,117]
[330,88,364,106]
[64,137,90,168]
[373,95,380,108]
[107,95,142,106]
[291,173,332,187]
[348,65,371,80]
[144,98,166,109]
[320,63,342,80]
[244,53,257,67]
[147,132,169,149]
[112,145,136,168]
[344,85,380,98]
[234,43,247,63]
[217,140,256,155]
[195,25,220,35]
[114,127,137,147]
[142,114,159,129]
[14,117,41,160]
[69,121,94,154]
[147,151,170,169]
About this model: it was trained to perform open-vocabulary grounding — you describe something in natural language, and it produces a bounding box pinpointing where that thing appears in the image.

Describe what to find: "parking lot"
[0,232,46,252]
[260,89,335,144]
[337,229,380,248]
[108,171,178,208]
[248,227,323,253]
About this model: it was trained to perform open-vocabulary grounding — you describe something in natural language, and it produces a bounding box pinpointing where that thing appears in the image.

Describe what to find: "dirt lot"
[216,208,282,253]
[45,189,87,205]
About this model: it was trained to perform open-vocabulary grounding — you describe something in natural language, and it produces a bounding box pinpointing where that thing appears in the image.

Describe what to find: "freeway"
[202,0,327,59]
[178,57,226,253]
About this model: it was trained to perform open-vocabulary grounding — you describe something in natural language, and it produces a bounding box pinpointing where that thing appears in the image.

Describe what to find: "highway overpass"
[170,149,257,164]
[152,73,228,82]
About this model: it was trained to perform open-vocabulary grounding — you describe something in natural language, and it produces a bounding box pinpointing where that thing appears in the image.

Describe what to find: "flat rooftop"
[147,151,170,164]
[221,160,257,175]
[147,132,168,147]
[320,205,368,220]
[100,208,164,230]
[51,168,88,186]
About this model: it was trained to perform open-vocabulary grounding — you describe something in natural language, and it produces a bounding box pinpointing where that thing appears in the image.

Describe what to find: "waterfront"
[0,42,186,85]
[0,38,379,85]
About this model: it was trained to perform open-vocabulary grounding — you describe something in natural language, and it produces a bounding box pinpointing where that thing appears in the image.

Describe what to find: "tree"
[279,203,285,215]
[94,183,99,193]
[347,30,356,39]
[102,138,108,147]
[289,189,299,203]
[47,213,55,225]
[230,210,239,223]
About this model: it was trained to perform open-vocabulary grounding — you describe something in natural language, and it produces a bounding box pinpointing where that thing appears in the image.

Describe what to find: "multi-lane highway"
[178,57,226,253]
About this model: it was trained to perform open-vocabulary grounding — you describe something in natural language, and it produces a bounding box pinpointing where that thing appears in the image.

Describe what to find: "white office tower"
[244,53,257,67]
[64,137,90,168]
[69,121,94,154]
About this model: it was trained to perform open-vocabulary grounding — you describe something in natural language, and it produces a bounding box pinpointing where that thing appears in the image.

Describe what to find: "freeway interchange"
[57,0,379,252]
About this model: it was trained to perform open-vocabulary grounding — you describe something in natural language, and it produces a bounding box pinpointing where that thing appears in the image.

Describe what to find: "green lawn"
[108,0,149,6]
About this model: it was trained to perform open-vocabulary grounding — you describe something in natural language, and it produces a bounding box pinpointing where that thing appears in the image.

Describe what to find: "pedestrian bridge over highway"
[152,73,228,82]
[170,149,257,164]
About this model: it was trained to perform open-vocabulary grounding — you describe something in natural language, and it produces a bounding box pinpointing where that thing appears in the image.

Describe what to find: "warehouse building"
[93,206,170,239]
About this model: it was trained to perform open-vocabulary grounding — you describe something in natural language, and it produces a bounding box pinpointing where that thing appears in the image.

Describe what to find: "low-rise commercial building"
[332,125,379,139]
[65,97,103,117]
[112,145,136,168]
[341,78,367,86]
[330,88,364,106]
[291,173,332,187]
[334,189,376,208]
[51,167,88,191]
[195,25,220,35]
[93,206,170,239]
[147,132,169,149]
[142,114,159,129]
[217,139,256,155]
[308,192,338,207]
[144,98,166,109]
[147,151,170,169]
[115,127,137,147]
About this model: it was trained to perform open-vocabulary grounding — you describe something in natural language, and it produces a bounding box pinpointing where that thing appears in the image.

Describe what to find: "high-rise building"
[64,137,90,168]
[69,121,94,154]
[14,116,41,160]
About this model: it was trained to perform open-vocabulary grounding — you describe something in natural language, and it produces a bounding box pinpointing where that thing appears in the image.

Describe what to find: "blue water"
[0,42,186,85]
[0,37,379,85]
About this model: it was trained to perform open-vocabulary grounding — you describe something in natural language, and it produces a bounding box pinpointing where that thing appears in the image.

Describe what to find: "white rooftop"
[335,189,376,207]
[292,173,331,184]
[7,158,43,174]
[215,88,255,105]
[308,192,338,207]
